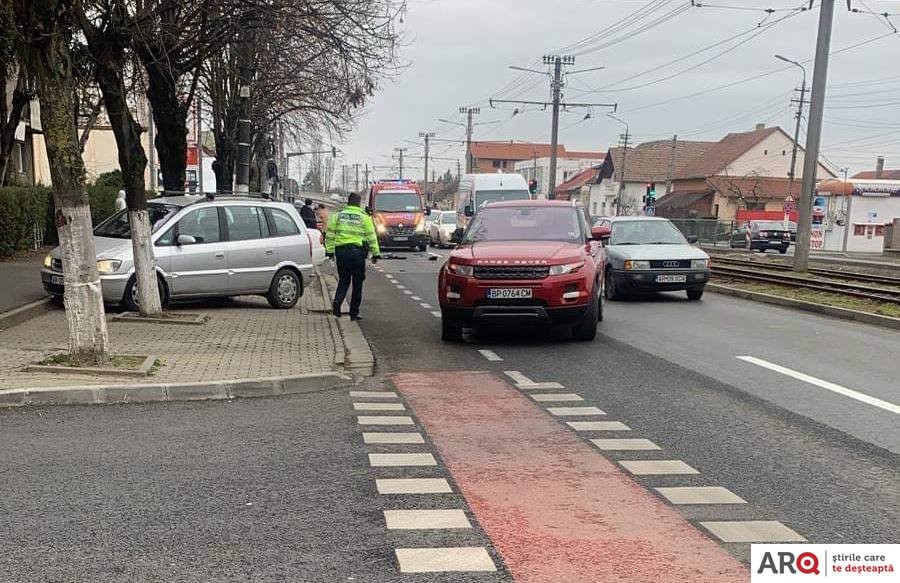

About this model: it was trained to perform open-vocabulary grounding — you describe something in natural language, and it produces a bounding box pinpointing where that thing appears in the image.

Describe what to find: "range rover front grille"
[474,265,549,280]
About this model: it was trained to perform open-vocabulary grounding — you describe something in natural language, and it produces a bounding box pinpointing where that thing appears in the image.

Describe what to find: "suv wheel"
[267,269,302,309]
[123,275,169,312]
[440,311,463,342]
[572,291,598,341]
[686,287,704,301]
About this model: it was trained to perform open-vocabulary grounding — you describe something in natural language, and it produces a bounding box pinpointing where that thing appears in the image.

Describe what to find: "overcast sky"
[336,0,900,181]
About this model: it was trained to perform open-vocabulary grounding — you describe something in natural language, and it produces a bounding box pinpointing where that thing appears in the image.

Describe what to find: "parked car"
[596,216,710,301]
[41,196,325,310]
[728,220,791,253]
[424,210,442,244]
[429,211,458,248]
[439,200,605,342]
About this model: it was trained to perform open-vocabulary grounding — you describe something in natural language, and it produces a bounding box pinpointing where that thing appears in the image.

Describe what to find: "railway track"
[711,256,900,287]
[709,264,900,305]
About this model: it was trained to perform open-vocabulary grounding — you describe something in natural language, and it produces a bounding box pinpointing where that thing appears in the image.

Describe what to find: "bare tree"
[720,170,766,211]
[13,0,109,363]
[78,1,163,315]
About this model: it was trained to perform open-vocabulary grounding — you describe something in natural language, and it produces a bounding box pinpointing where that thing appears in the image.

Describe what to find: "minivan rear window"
[473,189,530,209]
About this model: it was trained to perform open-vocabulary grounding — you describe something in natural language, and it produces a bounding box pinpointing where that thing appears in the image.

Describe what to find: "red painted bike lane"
[393,371,747,583]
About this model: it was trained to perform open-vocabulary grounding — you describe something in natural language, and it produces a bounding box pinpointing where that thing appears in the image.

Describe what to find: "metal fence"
[668,218,738,247]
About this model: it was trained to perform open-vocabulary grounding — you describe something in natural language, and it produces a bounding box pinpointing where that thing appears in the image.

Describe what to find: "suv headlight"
[43,254,53,269]
[448,263,473,277]
[624,260,650,270]
[549,261,584,276]
[691,259,709,270]
[96,259,122,274]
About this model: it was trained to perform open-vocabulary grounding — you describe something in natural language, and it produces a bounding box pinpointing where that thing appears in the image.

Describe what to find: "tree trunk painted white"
[58,203,109,365]
[129,209,162,316]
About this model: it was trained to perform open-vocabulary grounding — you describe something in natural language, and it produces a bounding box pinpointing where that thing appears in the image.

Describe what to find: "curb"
[317,268,376,376]
[706,283,900,330]
[0,372,352,409]
[0,298,55,330]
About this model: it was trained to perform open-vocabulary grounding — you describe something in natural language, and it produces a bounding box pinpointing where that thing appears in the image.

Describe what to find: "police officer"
[325,192,381,321]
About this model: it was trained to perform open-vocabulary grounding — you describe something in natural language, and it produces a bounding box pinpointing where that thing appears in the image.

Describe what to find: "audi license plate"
[51,276,64,285]
[393,236,409,242]
[488,288,532,299]
[656,274,686,283]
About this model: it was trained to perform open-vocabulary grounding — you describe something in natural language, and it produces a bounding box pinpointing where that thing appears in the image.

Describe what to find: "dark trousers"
[333,245,366,317]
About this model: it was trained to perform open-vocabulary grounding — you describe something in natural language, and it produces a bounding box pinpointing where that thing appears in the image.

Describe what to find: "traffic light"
[529,179,538,195]
[645,182,656,205]
[331,146,337,158]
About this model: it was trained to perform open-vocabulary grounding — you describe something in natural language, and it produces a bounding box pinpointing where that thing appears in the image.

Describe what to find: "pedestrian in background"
[325,192,380,321]
[315,203,329,230]
[115,190,127,211]
[299,198,318,229]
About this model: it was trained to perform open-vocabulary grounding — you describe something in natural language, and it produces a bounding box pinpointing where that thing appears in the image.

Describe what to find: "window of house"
[782,150,787,156]
[13,142,24,173]
[764,149,768,155]
[492,160,502,169]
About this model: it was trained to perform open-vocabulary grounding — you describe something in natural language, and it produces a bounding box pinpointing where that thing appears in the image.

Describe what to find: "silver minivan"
[41,196,325,310]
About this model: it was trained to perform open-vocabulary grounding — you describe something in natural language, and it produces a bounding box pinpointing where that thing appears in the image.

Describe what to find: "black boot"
[350,314,363,321]
[332,303,342,318]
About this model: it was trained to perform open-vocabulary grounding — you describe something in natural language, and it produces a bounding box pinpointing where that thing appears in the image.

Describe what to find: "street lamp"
[775,54,808,202]
[607,113,630,216]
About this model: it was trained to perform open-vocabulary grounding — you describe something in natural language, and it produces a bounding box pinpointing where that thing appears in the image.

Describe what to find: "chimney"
[755,123,765,131]
[875,156,885,179]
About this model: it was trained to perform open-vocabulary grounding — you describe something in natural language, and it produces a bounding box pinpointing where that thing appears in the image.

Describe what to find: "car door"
[267,206,310,268]
[161,206,228,296]
[224,205,277,293]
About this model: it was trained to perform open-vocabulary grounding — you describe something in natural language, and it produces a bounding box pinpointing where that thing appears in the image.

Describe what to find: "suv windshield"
[610,220,686,245]
[463,206,584,244]
[473,189,530,209]
[93,204,180,239]
[374,193,422,212]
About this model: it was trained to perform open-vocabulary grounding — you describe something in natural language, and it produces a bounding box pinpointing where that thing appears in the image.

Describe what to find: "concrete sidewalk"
[0,270,356,391]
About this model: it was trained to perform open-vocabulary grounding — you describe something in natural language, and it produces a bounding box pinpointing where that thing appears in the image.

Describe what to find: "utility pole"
[459,107,480,173]
[364,163,370,191]
[665,135,678,195]
[394,147,408,179]
[354,163,360,193]
[545,55,571,200]
[795,0,835,273]
[419,132,435,204]
[776,54,808,201]
[493,58,615,199]
[457,159,461,182]
[607,113,630,216]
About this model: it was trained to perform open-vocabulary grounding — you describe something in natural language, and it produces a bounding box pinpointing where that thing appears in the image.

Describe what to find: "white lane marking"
[353,402,406,411]
[567,421,629,431]
[547,406,605,416]
[504,370,533,384]
[363,432,424,444]
[395,547,496,573]
[357,416,414,426]
[349,391,398,399]
[411,296,422,301]
[655,486,747,505]
[384,509,472,530]
[591,438,660,450]
[376,478,452,494]
[700,521,806,543]
[369,453,436,467]
[431,311,441,318]
[396,285,407,290]
[619,460,699,475]
[420,302,432,309]
[531,393,583,402]
[517,382,566,390]
[403,290,414,295]
[736,356,900,415]
[478,350,503,362]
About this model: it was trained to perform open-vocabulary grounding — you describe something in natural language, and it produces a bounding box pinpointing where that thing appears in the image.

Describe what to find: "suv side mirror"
[176,234,197,246]
[464,205,474,217]
[591,226,611,241]
[450,228,463,244]
[686,234,699,244]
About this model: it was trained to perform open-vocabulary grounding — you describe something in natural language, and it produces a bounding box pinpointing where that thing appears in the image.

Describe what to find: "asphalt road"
[0,253,48,313]
[361,250,899,551]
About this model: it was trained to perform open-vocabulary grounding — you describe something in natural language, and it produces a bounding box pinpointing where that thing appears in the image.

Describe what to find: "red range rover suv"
[438,200,608,341]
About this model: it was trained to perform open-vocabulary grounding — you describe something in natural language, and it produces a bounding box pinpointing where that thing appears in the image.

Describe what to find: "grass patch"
[38,354,148,369]
[713,278,900,318]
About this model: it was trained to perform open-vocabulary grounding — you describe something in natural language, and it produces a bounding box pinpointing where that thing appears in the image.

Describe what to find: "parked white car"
[429,211,458,248]
[41,196,325,310]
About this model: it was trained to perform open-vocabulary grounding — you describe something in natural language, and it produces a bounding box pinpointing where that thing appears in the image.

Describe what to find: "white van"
[454,173,532,238]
